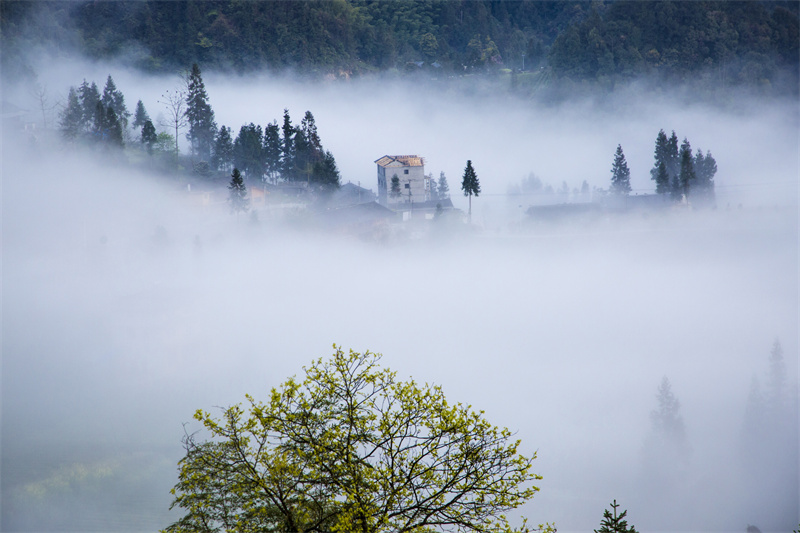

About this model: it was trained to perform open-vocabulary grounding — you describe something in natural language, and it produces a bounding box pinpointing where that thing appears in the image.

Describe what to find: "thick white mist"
[3,56,799,532]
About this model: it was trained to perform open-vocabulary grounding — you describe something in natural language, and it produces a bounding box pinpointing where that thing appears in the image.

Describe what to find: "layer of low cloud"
[3,55,798,532]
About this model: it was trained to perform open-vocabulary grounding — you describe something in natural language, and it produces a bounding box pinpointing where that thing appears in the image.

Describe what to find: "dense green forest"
[1,1,798,96]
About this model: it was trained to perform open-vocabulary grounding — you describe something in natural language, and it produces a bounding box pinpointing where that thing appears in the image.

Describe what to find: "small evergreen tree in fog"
[105,106,124,147]
[692,149,717,205]
[438,171,450,200]
[640,376,691,497]
[650,129,671,194]
[101,75,130,129]
[263,122,282,183]
[233,123,265,180]
[228,168,249,216]
[185,63,217,161]
[78,80,101,132]
[610,145,631,195]
[141,120,157,155]
[390,174,402,200]
[428,173,438,200]
[60,87,83,142]
[595,500,638,533]
[212,125,234,171]
[741,339,799,528]
[281,109,296,179]
[461,159,481,221]
[678,138,696,202]
[313,150,341,192]
[132,100,150,132]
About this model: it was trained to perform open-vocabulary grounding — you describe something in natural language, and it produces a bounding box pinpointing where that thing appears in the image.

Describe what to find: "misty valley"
[2,2,799,532]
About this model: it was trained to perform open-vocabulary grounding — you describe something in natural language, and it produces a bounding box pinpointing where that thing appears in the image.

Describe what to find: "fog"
[2,57,799,532]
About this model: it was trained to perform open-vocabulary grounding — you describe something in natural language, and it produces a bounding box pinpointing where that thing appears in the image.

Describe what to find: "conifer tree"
[106,106,124,147]
[666,131,680,182]
[141,119,157,155]
[610,145,631,195]
[650,129,671,194]
[390,174,402,200]
[438,171,450,200]
[233,123,265,180]
[429,173,438,200]
[281,109,296,180]
[693,149,717,204]
[185,63,217,161]
[263,122,282,183]
[594,500,638,533]
[79,80,101,132]
[678,138,696,202]
[212,125,234,172]
[228,168,249,216]
[101,75,130,128]
[461,159,481,221]
[60,87,84,142]
[313,150,341,191]
[132,100,150,132]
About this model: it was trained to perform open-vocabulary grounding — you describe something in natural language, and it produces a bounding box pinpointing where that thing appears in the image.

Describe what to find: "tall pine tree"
[185,63,217,161]
[212,125,234,171]
[610,145,631,195]
[678,138,696,203]
[60,87,84,142]
[650,129,671,194]
[101,75,130,129]
[461,160,481,221]
[263,122,282,183]
[281,109,296,180]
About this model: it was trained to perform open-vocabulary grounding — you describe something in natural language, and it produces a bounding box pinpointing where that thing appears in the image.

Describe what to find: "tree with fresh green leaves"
[610,145,631,195]
[594,500,638,533]
[227,168,249,216]
[390,174,402,200]
[461,159,481,220]
[185,63,217,161]
[164,346,543,533]
[438,171,450,200]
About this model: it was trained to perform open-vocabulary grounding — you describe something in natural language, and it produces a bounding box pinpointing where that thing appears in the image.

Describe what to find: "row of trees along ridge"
[609,130,717,205]
[60,64,341,191]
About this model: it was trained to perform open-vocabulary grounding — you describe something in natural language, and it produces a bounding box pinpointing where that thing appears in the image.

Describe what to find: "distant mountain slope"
[2,1,797,94]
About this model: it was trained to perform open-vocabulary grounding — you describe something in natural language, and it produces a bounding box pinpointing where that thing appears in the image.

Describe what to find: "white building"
[375,155,431,208]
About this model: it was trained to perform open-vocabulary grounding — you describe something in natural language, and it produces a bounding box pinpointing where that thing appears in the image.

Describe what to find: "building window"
[404,183,410,189]
[404,169,409,174]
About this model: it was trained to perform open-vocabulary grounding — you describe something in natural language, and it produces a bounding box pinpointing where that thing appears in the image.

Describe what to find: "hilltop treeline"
[2,1,797,94]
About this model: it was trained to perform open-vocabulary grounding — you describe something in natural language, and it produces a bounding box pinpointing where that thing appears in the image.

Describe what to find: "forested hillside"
[2,0,798,95]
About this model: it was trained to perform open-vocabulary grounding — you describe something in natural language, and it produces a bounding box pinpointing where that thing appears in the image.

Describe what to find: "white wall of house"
[376,156,426,208]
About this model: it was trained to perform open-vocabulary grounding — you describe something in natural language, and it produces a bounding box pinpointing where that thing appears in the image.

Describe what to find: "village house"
[375,155,432,208]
